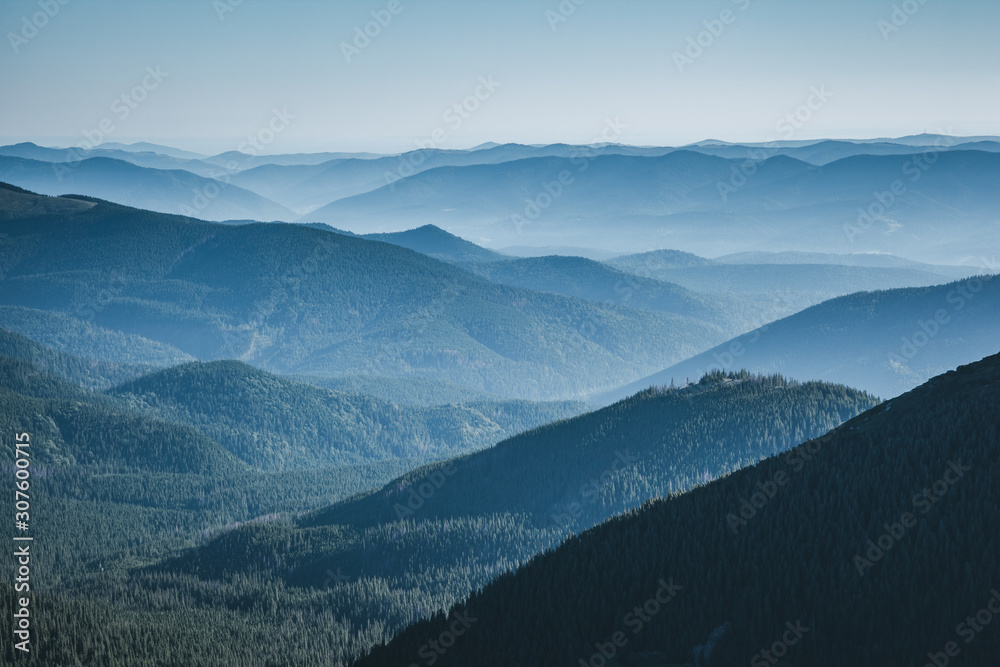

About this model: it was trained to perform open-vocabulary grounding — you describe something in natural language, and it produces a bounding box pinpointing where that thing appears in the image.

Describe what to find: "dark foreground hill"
[357,350,1000,667]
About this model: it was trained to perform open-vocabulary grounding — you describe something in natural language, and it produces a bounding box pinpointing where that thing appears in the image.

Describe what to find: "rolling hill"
[0,305,195,368]
[304,150,807,231]
[0,354,241,474]
[304,372,878,532]
[109,360,585,470]
[0,326,154,390]
[95,141,207,159]
[607,251,968,315]
[359,227,786,334]
[0,141,221,177]
[229,143,678,212]
[685,138,1000,165]
[713,250,977,279]
[611,262,961,299]
[459,254,770,334]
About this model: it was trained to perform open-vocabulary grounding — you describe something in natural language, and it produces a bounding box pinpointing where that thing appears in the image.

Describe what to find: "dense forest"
[109,359,584,469]
[154,370,875,664]
[357,351,1000,666]
[0,332,877,665]
[307,371,878,531]
[0,346,418,665]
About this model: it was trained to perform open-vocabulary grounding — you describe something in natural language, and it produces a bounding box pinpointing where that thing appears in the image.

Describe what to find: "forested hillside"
[153,373,876,665]
[460,255,767,333]
[0,355,240,474]
[308,372,878,531]
[0,350,424,665]
[5,1,997,664]
[0,306,195,368]
[362,224,505,263]
[0,327,152,389]
[357,351,1000,666]
[110,360,585,470]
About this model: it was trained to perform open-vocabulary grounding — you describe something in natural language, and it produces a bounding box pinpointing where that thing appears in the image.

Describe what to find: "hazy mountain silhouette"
[595,275,1000,403]
[0,155,294,221]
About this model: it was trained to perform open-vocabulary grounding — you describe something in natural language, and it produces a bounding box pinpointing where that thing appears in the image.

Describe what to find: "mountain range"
[162,370,877,664]
[304,149,1000,263]
[0,186,728,399]
[1,133,998,667]
[3,139,997,263]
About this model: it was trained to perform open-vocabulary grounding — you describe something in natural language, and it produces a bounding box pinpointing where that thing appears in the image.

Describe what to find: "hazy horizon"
[3,132,999,158]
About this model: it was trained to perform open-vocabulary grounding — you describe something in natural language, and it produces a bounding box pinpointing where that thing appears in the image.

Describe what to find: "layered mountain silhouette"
[0,155,294,221]
[596,274,1000,403]
[303,149,1000,262]
[0,188,727,399]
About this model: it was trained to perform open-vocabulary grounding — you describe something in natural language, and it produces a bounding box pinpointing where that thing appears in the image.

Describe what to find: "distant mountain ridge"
[301,149,1000,263]
[595,274,1000,403]
[0,154,295,221]
[362,224,506,263]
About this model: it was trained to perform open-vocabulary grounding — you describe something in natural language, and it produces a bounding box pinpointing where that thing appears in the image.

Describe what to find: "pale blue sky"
[1,0,997,154]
